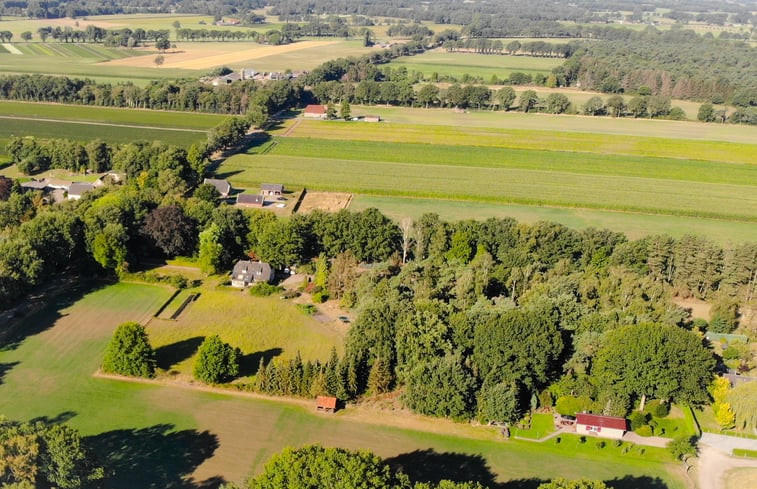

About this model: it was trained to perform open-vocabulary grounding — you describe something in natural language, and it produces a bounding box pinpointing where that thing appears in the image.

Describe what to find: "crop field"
[147,285,344,378]
[276,120,757,164]
[0,281,687,488]
[219,116,757,240]
[324,105,755,143]
[389,50,564,80]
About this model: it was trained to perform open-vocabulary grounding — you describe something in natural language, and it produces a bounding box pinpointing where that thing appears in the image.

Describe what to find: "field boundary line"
[0,115,208,133]
[1,43,21,55]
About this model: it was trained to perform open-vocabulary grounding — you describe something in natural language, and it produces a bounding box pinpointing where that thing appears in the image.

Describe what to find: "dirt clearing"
[102,40,339,69]
[297,191,352,213]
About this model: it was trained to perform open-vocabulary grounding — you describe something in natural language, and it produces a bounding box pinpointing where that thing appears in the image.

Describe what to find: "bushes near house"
[249,282,284,297]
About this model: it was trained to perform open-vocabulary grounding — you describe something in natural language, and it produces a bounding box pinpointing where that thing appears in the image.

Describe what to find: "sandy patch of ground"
[725,467,757,489]
[698,445,757,489]
[102,40,338,69]
[673,297,711,320]
[297,191,353,213]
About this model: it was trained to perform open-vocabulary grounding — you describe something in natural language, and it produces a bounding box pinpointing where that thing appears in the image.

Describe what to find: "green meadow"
[389,50,564,80]
[0,281,688,488]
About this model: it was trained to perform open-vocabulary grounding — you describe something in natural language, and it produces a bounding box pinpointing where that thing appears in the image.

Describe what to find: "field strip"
[1,43,22,55]
[0,115,207,133]
[103,40,339,69]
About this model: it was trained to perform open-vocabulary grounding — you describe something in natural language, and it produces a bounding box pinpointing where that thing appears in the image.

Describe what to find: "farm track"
[0,115,207,133]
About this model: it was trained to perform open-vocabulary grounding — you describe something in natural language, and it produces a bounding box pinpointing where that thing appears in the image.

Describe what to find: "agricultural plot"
[388,50,564,80]
[0,101,228,130]
[278,120,757,164]
[0,281,688,488]
[350,195,757,244]
[328,106,757,143]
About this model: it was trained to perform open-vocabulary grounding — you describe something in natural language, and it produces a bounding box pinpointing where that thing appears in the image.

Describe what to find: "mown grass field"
[349,196,757,244]
[0,281,688,488]
[0,101,228,129]
[277,120,757,164]
[147,284,343,378]
[389,50,564,80]
[324,105,756,143]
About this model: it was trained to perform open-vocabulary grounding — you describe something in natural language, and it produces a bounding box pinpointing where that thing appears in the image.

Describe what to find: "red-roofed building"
[575,413,628,439]
[316,395,338,413]
[303,104,328,119]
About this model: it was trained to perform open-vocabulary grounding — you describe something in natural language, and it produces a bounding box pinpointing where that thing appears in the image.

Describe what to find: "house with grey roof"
[67,182,95,200]
[261,183,284,197]
[203,178,232,197]
[236,193,264,208]
[231,260,274,288]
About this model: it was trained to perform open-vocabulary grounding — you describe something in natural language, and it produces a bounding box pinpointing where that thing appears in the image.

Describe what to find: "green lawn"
[0,101,229,130]
[146,285,344,378]
[350,196,757,244]
[512,413,556,439]
[389,50,563,80]
[0,281,688,488]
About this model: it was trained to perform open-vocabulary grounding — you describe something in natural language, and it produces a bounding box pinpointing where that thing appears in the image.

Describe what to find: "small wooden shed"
[316,395,337,413]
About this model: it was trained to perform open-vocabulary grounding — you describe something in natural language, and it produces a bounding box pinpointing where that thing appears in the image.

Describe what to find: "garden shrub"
[636,425,654,437]
[644,399,670,418]
[629,411,649,430]
[102,322,156,378]
[193,335,241,384]
[249,282,284,297]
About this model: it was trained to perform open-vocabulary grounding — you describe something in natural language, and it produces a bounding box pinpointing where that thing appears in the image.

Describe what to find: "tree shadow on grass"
[0,361,19,384]
[385,449,505,488]
[29,410,77,426]
[608,475,669,489]
[238,347,283,377]
[0,280,109,352]
[86,424,222,489]
[155,336,206,370]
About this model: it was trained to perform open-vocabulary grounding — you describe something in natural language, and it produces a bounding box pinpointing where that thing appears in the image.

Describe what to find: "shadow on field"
[155,336,206,370]
[30,410,77,425]
[0,361,19,384]
[87,423,222,489]
[386,449,502,488]
[239,347,283,377]
[608,475,669,489]
[0,280,109,352]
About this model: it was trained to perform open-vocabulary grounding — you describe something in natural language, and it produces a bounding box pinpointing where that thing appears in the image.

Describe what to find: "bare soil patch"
[673,297,711,320]
[297,191,352,213]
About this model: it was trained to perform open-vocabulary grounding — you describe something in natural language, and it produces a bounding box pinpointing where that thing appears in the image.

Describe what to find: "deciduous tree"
[102,322,156,378]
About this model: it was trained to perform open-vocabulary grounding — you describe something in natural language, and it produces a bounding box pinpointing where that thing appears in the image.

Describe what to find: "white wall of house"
[576,424,625,439]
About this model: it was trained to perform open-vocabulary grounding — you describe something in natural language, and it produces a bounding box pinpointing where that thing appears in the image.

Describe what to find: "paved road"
[701,432,757,454]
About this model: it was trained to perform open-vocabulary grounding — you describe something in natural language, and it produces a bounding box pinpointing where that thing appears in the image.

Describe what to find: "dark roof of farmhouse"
[237,194,264,205]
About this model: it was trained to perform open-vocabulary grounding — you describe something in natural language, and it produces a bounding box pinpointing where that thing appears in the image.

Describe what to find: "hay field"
[0,281,688,488]
[103,41,338,70]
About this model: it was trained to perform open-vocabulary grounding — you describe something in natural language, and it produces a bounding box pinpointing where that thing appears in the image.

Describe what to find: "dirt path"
[0,115,207,133]
[280,117,301,137]
[697,445,757,489]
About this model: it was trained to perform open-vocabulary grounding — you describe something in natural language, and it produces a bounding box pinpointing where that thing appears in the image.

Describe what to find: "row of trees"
[443,39,577,58]
[0,74,303,115]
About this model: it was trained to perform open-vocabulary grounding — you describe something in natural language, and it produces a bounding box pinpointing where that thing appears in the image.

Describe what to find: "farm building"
[363,115,381,123]
[203,178,232,197]
[575,413,628,439]
[303,105,327,119]
[210,69,257,86]
[236,193,264,208]
[20,179,51,192]
[261,183,284,197]
[316,396,338,413]
[67,182,95,200]
[231,260,274,287]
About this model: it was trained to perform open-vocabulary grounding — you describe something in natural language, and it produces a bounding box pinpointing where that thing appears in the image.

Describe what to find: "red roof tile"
[316,396,337,409]
[576,413,628,431]
[304,104,326,114]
